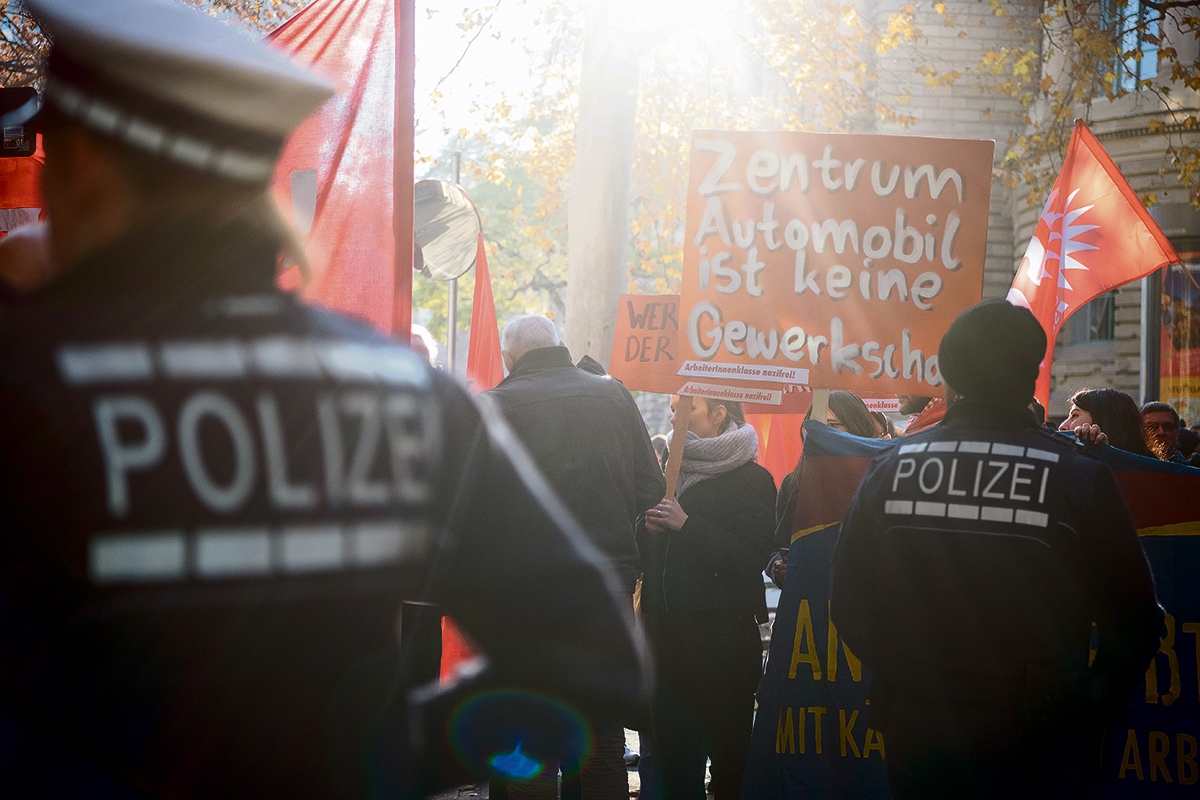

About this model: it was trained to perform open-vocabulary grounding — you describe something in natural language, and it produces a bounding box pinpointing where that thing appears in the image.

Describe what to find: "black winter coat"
[486,346,666,592]
[0,221,645,799]
[639,459,776,623]
[832,399,1163,733]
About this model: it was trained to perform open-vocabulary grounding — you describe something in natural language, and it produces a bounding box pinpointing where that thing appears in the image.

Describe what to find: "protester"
[639,396,776,800]
[1141,401,1188,462]
[1029,396,1047,426]
[897,393,946,434]
[576,352,608,376]
[1059,388,1155,457]
[487,314,665,800]
[0,2,646,797]
[769,390,881,588]
[832,299,1163,799]
[870,410,896,439]
[1178,418,1199,459]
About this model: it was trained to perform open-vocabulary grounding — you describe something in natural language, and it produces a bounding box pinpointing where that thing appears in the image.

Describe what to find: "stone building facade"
[873,0,1200,417]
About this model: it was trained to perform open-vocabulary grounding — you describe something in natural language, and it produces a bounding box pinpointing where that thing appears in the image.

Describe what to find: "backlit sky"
[414,1,551,173]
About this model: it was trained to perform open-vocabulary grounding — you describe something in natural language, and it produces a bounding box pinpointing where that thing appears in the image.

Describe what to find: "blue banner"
[742,423,1200,799]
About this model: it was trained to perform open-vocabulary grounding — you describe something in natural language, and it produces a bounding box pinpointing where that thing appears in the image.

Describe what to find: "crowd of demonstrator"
[480,305,1187,800]
[0,2,1181,799]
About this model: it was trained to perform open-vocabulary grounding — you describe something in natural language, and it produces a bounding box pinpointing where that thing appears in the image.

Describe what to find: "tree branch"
[430,2,504,100]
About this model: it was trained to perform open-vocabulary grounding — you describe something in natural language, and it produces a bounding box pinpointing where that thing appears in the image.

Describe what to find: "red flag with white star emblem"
[1007,120,1179,406]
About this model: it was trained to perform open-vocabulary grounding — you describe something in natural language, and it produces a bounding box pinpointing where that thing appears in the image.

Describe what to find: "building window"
[1068,292,1116,344]
[1102,0,1160,93]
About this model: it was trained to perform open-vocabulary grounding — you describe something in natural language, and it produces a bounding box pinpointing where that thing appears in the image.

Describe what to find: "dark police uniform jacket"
[0,221,645,799]
[831,400,1162,754]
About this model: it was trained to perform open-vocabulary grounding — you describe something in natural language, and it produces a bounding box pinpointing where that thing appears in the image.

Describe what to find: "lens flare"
[448,690,593,782]
[489,741,542,780]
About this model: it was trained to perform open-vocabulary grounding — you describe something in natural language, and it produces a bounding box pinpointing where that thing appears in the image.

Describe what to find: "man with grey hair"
[489,314,666,800]
[500,314,560,371]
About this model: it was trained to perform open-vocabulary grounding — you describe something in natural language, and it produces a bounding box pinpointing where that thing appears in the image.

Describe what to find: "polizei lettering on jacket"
[59,339,439,519]
[883,440,1060,528]
[93,388,435,517]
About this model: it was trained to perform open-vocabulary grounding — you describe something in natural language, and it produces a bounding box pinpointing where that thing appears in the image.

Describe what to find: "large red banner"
[268,0,414,337]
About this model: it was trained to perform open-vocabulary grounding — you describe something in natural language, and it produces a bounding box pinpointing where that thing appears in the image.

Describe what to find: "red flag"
[465,233,505,392]
[268,0,414,337]
[745,413,804,487]
[439,617,476,683]
[1007,120,1179,406]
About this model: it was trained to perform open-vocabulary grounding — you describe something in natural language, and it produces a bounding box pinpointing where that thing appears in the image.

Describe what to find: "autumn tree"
[0,0,46,87]
[445,0,925,356]
[887,0,1200,205]
[0,0,304,88]
[10,0,1200,344]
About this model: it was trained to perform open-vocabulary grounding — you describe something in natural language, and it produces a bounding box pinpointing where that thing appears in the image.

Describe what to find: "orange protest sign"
[609,293,814,413]
[609,294,685,396]
[681,131,993,395]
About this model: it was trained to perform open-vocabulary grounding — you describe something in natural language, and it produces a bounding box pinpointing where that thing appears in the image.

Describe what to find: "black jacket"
[0,221,645,799]
[639,459,777,623]
[486,346,665,592]
[831,399,1162,731]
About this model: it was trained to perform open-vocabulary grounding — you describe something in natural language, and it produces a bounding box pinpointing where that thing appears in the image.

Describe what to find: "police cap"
[938,299,1047,405]
[26,0,334,183]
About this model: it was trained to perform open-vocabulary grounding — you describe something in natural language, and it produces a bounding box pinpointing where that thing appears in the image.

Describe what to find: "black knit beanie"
[938,299,1046,404]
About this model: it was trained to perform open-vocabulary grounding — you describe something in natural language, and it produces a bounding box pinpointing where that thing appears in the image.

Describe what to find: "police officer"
[0,1,645,797]
[831,299,1163,799]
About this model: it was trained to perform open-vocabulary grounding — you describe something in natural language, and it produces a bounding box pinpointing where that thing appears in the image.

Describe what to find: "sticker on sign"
[863,398,901,412]
[677,360,808,385]
[679,382,783,405]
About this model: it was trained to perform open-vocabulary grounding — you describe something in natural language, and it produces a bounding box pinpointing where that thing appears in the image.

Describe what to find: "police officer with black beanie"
[0,1,645,797]
[832,299,1162,799]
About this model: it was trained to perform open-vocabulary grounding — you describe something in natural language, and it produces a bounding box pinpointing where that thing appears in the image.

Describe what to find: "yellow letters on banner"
[1150,732,1174,782]
[1117,729,1200,784]
[1146,611,1181,706]
[809,707,826,755]
[839,710,862,758]
[772,706,884,760]
[777,708,796,754]
[863,728,886,759]
[790,599,822,680]
[826,606,864,683]
[1181,734,1199,785]
[1121,729,1145,780]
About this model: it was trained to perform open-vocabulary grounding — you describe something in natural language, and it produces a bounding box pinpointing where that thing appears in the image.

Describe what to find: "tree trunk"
[565,2,640,368]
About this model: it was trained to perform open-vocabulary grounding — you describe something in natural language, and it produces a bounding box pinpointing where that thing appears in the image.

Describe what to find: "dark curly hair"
[1066,388,1153,457]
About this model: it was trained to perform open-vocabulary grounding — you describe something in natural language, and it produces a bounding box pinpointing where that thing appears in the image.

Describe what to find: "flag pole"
[448,151,461,374]
[393,0,415,339]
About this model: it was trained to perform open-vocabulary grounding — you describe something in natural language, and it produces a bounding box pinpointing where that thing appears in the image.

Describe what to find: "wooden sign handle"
[663,395,692,498]
[810,388,830,428]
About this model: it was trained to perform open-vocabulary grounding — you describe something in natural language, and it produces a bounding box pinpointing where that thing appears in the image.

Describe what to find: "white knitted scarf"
[668,422,759,496]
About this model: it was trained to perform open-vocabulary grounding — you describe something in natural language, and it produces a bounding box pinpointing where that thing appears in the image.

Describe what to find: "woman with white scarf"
[639,397,776,800]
